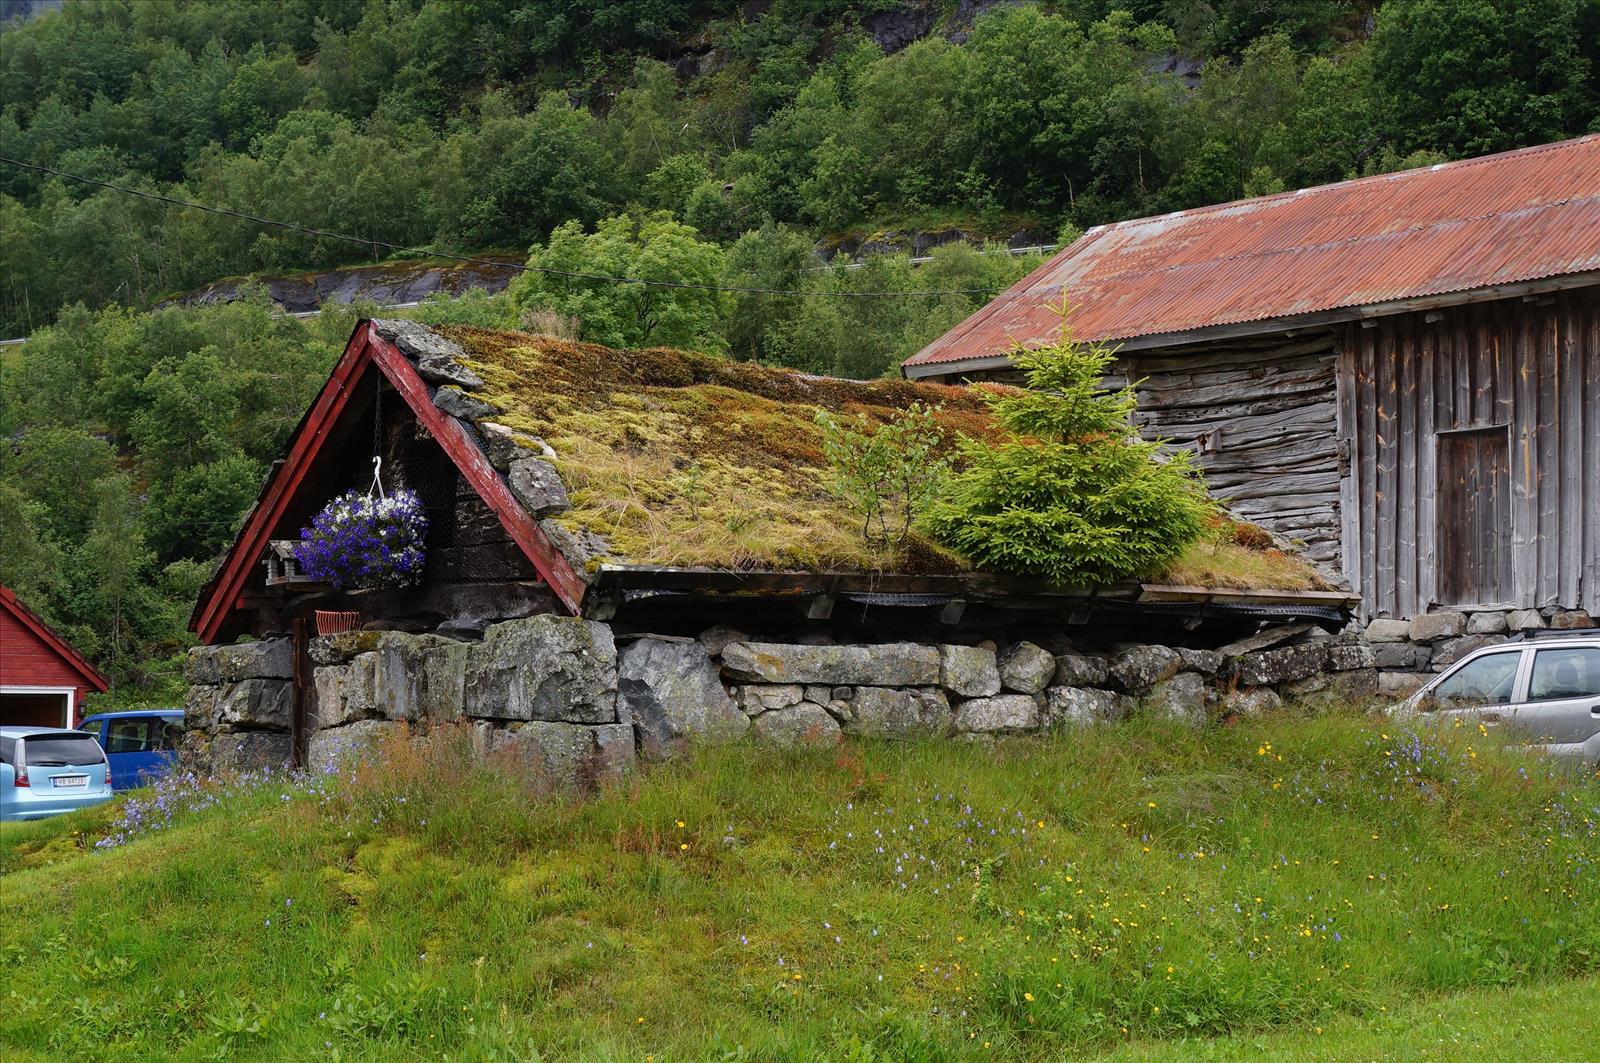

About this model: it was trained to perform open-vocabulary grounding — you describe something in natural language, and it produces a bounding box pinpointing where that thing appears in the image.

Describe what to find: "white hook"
[369,455,385,500]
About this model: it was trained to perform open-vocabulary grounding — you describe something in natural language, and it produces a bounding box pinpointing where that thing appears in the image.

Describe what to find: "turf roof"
[435,325,1332,592]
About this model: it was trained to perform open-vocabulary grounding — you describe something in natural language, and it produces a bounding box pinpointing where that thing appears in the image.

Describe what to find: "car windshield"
[21,734,106,767]
[1432,652,1520,706]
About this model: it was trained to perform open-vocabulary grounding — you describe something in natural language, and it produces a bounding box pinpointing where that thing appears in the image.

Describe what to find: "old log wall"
[948,336,1347,570]
[1122,336,1343,569]
[1339,289,1599,619]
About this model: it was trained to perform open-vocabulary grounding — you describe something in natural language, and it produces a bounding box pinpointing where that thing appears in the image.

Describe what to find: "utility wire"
[0,155,1010,299]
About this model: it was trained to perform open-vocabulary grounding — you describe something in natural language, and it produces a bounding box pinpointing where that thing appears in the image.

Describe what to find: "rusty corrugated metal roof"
[903,135,1600,374]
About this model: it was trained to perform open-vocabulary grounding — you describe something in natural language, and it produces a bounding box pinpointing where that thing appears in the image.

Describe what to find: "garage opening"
[0,690,72,728]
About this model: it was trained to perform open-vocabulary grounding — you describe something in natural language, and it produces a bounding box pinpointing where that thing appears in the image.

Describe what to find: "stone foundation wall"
[184,613,1397,789]
[1361,605,1595,698]
[181,640,296,771]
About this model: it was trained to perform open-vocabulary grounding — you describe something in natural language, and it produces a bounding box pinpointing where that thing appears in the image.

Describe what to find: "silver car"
[1398,630,1600,766]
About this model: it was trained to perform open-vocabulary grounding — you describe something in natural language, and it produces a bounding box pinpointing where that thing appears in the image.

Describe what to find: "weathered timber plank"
[1137,393,1338,425]
[1375,323,1399,615]
[1507,306,1538,609]
[1536,308,1562,605]
[1209,473,1342,499]
[1131,350,1337,382]
[1335,334,1360,608]
[1133,371,1334,408]
[1397,316,1418,616]
[1139,403,1337,436]
[1559,302,1585,608]
[1357,323,1379,614]
[1454,310,1474,427]
[1417,315,1438,609]
[1137,585,1359,607]
[1131,363,1337,398]
[1127,334,1337,374]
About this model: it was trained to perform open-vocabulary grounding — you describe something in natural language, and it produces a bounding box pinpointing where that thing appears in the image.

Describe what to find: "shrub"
[923,309,1214,584]
[815,402,948,545]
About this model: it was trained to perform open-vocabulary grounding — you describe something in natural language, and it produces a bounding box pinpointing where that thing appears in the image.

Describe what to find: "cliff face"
[163,257,522,315]
[0,0,64,26]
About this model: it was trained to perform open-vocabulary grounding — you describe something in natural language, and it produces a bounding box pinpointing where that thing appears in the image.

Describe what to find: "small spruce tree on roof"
[924,305,1214,585]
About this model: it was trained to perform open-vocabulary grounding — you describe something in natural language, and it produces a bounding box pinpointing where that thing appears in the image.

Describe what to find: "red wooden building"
[0,586,109,728]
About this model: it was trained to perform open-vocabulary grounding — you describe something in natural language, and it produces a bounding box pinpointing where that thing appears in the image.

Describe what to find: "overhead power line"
[0,155,1011,300]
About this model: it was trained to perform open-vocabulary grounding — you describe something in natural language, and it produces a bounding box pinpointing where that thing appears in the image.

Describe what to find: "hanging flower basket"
[293,489,429,590]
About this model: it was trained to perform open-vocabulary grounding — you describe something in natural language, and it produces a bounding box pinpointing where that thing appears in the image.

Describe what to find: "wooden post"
[291,617,309,770]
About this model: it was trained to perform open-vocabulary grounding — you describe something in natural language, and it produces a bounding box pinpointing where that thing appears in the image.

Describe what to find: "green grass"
[1093,976,1600,1061]
[2,712,1597,1061]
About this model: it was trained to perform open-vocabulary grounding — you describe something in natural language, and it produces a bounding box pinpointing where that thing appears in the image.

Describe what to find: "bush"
[924,309,1214,584]
[815,402,947,545]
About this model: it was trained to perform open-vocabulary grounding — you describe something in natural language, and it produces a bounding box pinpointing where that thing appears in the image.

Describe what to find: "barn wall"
[1123,335,1344,568]
[939,336,1347,570]
[1339,288,1600,619]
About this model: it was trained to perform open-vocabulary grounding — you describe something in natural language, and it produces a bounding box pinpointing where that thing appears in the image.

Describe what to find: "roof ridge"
[1041,194,1599,292]
[1089,135,1600,235]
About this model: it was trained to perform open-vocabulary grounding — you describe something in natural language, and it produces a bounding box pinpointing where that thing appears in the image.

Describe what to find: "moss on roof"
[440,325,1332,591]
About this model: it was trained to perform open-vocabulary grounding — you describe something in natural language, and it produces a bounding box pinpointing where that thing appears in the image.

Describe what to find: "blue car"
[0,727,115,822]
[77,710,184,791]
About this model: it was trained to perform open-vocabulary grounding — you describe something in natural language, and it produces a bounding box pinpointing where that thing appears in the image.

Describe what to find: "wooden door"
[1436,427,1512,606]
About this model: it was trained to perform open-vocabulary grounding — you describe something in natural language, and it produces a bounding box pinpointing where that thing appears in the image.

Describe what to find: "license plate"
[51,775,88,789]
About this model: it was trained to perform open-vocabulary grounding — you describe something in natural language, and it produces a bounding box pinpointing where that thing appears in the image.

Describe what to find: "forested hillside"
[2,0,1597,694]
[6,0,1598,342]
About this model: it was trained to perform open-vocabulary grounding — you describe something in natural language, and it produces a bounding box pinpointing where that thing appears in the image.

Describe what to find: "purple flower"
[293,489,429,589]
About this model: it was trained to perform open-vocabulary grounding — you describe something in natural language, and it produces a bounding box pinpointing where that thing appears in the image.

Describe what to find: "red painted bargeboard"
[363,323,587,612]
[190,323,585,644]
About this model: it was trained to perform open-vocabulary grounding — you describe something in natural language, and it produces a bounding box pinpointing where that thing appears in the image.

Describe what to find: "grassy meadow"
[1,711,1597,1061]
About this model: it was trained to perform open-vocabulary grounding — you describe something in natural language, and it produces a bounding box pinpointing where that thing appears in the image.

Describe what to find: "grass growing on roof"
[1159,517,1335,591]
[444,325,1333,587]
[450,325,996,573]
[2,712,1597,1059]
